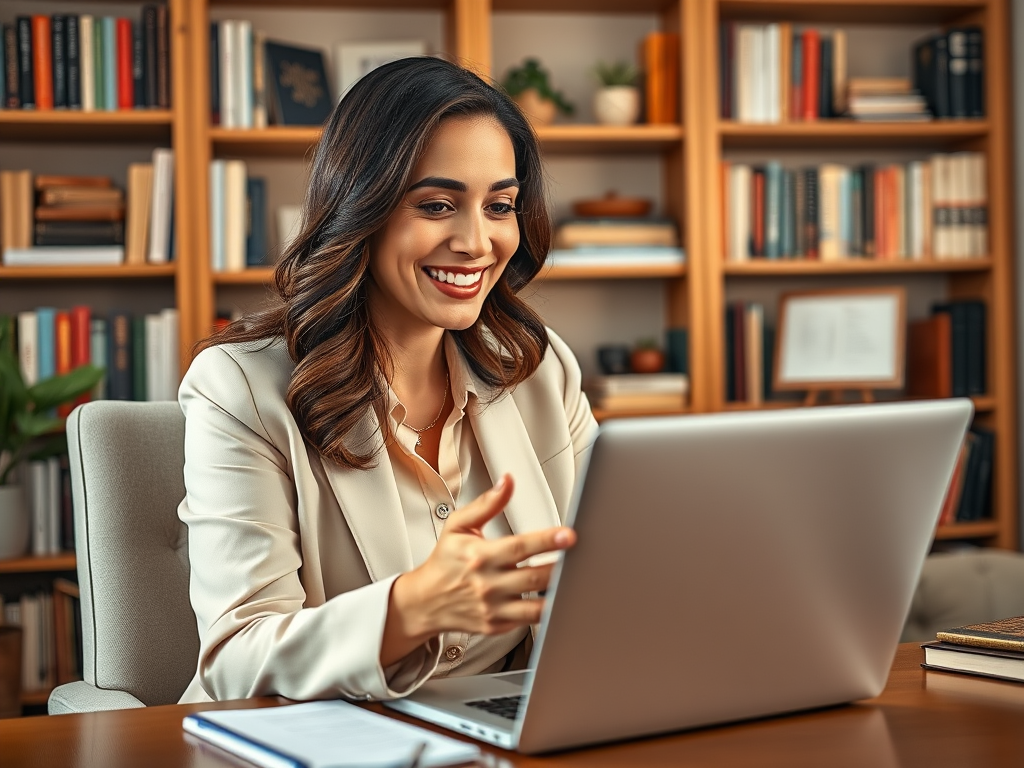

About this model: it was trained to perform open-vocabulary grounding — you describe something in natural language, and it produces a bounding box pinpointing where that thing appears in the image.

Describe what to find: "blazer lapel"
[470,391,561,538]
[321,408,414,583]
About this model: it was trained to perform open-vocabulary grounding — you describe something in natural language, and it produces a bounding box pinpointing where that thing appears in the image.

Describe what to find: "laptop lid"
[514,399,972,753]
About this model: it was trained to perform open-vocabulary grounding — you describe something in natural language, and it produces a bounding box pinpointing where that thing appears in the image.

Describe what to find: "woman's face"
[368,115,521,336]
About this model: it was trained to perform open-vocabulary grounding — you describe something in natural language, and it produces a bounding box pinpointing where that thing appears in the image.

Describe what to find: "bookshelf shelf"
[213,268,275,285]
[0,110,174,143]
[0,265,177,280]
[935,520,1001,540]
[717,0,985,24]
[492,0,680,11]
[210,127,321,157]
[718,120,990,149]
[533,124,684,153]
[722,259,992,276]
[0,553,76,575]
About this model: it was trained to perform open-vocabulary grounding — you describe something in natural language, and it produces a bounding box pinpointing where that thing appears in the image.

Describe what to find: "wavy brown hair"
[198,57,551,469]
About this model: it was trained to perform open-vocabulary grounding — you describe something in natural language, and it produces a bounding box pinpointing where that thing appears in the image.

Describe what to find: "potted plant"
[593,60,640,126]
[501,58,574,127]
[630,338,665,374]
[0,329,102,559]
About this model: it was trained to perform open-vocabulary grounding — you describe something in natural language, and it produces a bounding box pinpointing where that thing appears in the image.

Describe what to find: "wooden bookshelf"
[0,110,174,142]
[718,119,990,148]
[722,259,993,276]
[0,265,177,280]
[0,553,76,575]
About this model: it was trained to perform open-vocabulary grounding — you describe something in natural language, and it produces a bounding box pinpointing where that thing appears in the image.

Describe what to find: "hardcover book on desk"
[923,616,1024,683]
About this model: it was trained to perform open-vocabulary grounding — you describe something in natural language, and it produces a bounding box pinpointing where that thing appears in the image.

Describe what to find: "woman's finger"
[443,474,515,535]
[480,525,576,569]
[483,563,555,599]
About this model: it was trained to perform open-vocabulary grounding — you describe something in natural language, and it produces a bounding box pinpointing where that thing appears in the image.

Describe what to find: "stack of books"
[719,24,985,122]
[549,217,684,268]
[0,8,171,111]
[586,373,688,412]
[722,152,988,262]
[846,78,929,122]
[923,616,1024,683]
[0,580,82,693]
[33,175,125,249]
[209,159,269,270]
[0,151,174,266]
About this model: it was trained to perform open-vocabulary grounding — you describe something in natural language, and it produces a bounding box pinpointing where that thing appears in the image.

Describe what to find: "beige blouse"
[386,334,529,678]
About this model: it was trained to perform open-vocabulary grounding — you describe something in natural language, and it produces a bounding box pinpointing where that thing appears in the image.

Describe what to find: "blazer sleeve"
[178,346,440,703]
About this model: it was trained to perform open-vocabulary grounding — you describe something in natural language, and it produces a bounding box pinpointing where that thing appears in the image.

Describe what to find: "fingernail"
[555,529,571,546]
[494,475,507,491]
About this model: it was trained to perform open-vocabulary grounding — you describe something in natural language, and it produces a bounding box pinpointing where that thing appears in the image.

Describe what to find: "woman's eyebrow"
[407,176,521,193]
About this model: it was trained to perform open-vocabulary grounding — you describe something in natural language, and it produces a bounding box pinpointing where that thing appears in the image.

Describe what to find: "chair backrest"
[68,400,197,706]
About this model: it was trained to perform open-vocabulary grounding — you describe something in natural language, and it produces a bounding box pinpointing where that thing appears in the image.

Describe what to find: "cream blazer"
[177,329,598,704]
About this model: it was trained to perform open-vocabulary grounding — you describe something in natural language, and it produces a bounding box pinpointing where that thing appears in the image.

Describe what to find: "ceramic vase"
[594,86,640,126]
[513,89,557,127]
[0,485,30,560]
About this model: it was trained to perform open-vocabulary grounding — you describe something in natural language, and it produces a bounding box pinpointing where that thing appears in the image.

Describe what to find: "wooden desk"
[3,644,1024,767]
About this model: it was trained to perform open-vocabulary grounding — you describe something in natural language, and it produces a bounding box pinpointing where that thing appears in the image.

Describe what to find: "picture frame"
[773,286,907,399]
[335,41,429,99]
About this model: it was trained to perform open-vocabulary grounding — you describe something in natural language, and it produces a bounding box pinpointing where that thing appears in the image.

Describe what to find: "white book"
[90,318,108,400]
[183,701,481,768]
[765,24,780,124]
[973,152,988,257]
[148,148,175,263]
[47,456,61,555]
[736,25,755,122]
[145,314,163,402]
[3,246,124,266]
[817,164,844,261]
[729,164,752,262]
[277,204,303,255]
[209,159,227,271]
[589,373,689,395]
[950,152,970,259]
[224,159,248,271]
[80,15,95,112]
[930,154,950,259]
[17,311,38,386]
[546,246,685,267]
[908,161,925,259]
[29,461,49,557]
[235,20,253,129]
[751,26,766,123]
[161,308,180,400]
[219,20,236,128]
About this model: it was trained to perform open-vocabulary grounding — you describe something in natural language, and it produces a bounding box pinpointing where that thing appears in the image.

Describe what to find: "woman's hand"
[380,474,575,667]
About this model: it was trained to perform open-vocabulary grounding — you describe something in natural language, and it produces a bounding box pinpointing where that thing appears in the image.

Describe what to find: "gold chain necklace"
[405,374,449,446]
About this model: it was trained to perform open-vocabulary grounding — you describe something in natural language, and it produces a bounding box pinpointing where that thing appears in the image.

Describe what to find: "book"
[32,15,53,110]
[3,245,124,266]
[922,640,1024,684]
[587,373,689,396]
[107,310,133,400]
[224,159,247,271]
[125,162,154,265]
[182,700,481,768]
[35,205,124,221]
[246,176,268,266]
[937,616,1024,652]
[148,147,174,263]
[116,16,134,109]
[38,186,124,206]
[80,15,94,111]
[52,15,68,109]
[554,218,678,248]
[906,313,952,399]
[34,220,125,246]
[264,40,333,126]
[546,246,685,268]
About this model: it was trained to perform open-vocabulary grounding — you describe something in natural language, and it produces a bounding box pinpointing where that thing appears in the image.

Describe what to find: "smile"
[424,267,484,287]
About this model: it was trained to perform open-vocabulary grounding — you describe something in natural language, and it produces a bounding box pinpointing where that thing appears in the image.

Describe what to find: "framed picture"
[773,286,907,395]
[335,41,428,99]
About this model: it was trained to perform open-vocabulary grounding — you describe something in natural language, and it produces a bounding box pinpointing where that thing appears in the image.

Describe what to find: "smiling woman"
[174,57,599,706]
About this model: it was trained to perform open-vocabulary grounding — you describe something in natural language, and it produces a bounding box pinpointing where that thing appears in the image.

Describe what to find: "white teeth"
[426,268,483,286]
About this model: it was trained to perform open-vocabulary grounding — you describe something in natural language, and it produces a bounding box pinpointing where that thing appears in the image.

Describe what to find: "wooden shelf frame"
[0,553,76,575]
[0,265,177,280]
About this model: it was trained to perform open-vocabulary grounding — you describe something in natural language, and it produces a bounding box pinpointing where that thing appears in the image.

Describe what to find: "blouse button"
[445,645,464,662]
[435,503,451,520]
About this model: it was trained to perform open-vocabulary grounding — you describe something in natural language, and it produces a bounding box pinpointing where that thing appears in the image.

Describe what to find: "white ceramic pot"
[0,485,30,560]
[594,86,640,126]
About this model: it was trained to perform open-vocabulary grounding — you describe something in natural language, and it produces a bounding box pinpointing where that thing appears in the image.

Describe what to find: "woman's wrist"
[381,569,437,667]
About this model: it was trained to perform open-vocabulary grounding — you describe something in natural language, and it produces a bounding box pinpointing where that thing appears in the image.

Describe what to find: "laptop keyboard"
[465,695,525,720]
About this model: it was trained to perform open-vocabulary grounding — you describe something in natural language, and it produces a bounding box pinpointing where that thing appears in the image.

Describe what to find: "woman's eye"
[419,201,453,215]
[488,202,518,216]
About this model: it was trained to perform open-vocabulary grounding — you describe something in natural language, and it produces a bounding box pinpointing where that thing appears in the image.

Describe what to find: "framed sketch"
[335,41,429,99]
[773,287,907,396]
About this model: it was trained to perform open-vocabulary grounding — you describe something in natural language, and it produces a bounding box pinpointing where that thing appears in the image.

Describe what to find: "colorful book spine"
[102,16,117,111]
[3,24,19,108]
[16,17,35,109]
[31,15,53,109]
[92,16,104,110]
[66,15,80,108]
[35,307,57,381]
[80,15,94,111]
[116,17,134,109]
[51,15,68,109]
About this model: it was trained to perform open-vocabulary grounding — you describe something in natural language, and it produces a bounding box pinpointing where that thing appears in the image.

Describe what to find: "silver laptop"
[384,399,972,754]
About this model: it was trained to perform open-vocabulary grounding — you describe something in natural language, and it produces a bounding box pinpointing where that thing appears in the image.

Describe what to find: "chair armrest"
[48,681,146,714]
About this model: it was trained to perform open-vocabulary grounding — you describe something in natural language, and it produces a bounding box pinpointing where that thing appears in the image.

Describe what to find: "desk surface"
[3,644,1024,767]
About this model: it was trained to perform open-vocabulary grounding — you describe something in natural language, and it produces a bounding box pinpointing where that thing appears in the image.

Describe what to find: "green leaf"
[13,410,64,439]
[28,364,105,412]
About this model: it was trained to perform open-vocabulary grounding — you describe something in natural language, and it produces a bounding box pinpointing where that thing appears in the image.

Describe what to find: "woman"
[177,57,598,704]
